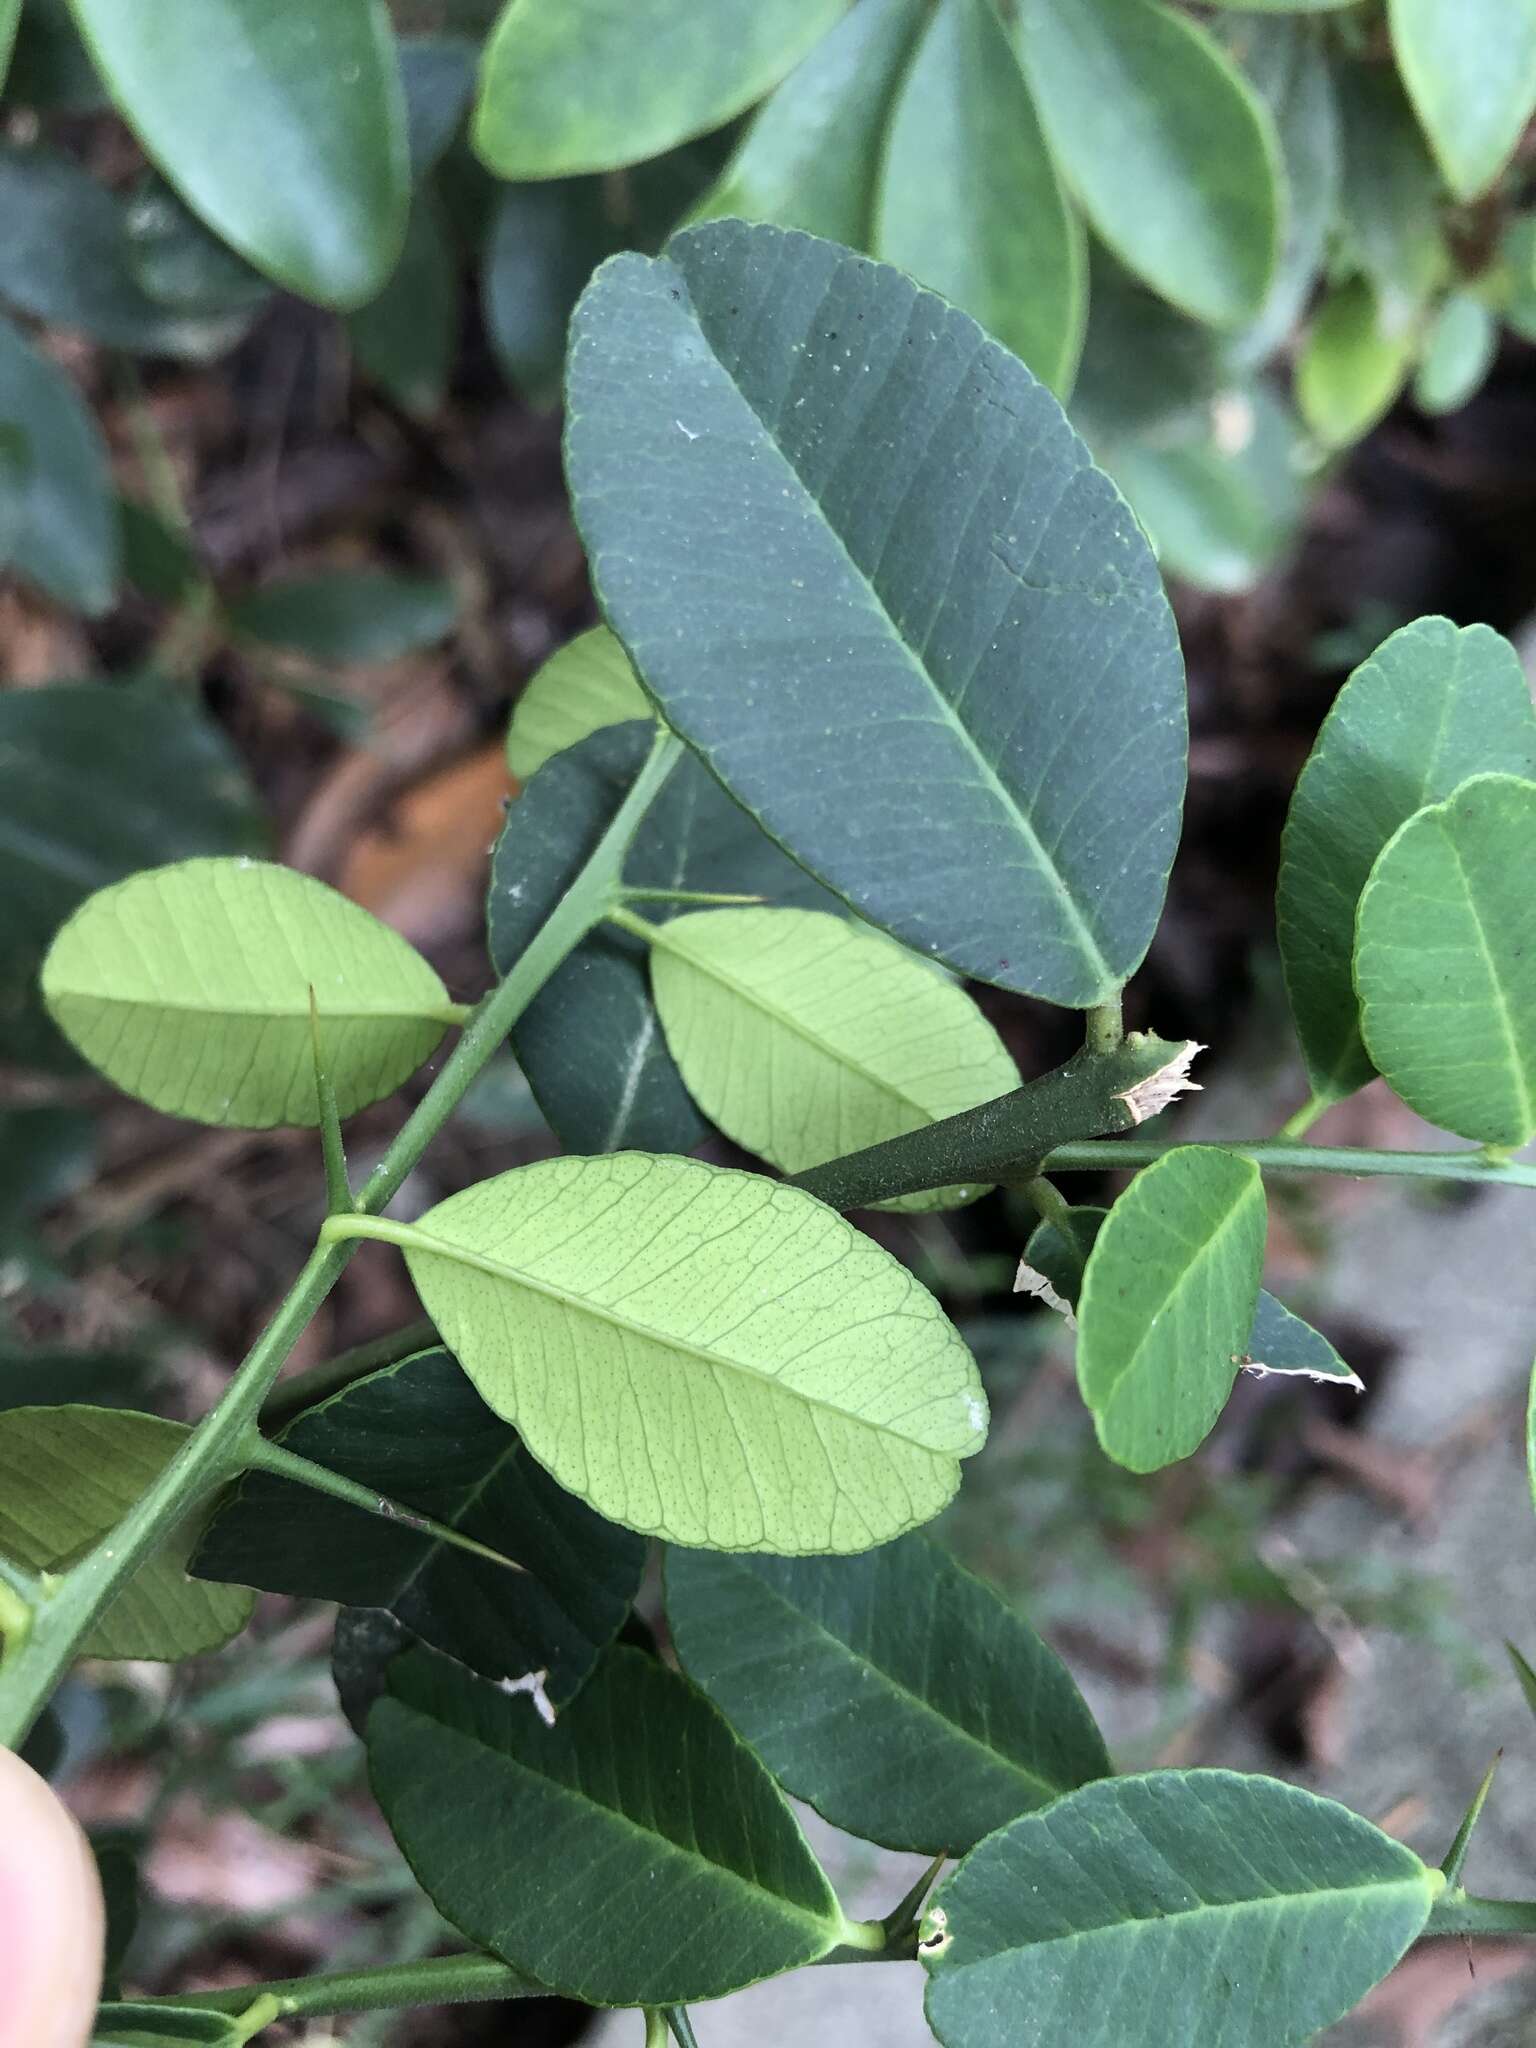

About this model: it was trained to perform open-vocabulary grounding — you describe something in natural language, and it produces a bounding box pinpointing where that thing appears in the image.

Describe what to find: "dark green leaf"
[1277,617,1536,1102]
[489,722,833,1155]
[195,1348,644,1703]
[332,1606,414,1738]
[1389,0,1536,203]
[1245,1289,1362,1388]
[92,1827,142,1996]
[1077,1148,1266,1470]
[65,0,410,309]
[1069,246,1225,445]
[1296,273,1415,449]
[876,0,1085,397]
[1414,291,1497,415]
[1013,0,1280,328]
[665,1536,1109,1854]
[6,0,103,109]
[119,499,203,605]
[123,176,270,323]
[0,683,264,1070]
[1506,1638,1536,1723]
[566,222,1187,1007]
[473,0,847,179]
[481,180,615,407]
[228,572,457,663]
[0,1407,253,1659]
[399,34,478,173]
[1355,773,1536,1147]
[0,146,253,356]
[0,313,119,614]
[690,0,926,248]
[348,187,458,417]
[923,1771,1439,2048]
[0,1343,163,1413]
[370,1644,853,2003]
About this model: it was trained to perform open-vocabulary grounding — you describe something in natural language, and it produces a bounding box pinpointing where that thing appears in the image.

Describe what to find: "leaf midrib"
[400,1221,956,1454]
[652,919,939,1125]
[716,1566,1077,1806]
[940,1867,1432,1979]
[664,248,1115,992]
[51,989,453,1028]
[1441,810,1536,1135]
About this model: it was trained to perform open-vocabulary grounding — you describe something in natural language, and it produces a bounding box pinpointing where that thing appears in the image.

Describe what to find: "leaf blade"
[566,222,1187,1007]
[397,1153,986,1553]
[1389,0,1536,202]
[42,858,451,1128]
[665,1536,1109,1854]
[504,627,653,783]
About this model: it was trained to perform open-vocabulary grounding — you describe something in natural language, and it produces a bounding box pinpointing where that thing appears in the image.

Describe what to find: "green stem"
[260,1318,438,1427]
[835,1916,888,1955]
[1085,997,1124,1056]
[1019,1175,1073,1230]
[644,2013,669,2048]
[0,729,683,1749]
[1276,1092,1333,1141]
[622,887,763,907]
[608,902,662,943]
[1041,1138,1536,1190]
[246,1438,527,1576]
[140,1952,539,2020]
[1425,1892,1536,1937]
[788,1034,1196,1211]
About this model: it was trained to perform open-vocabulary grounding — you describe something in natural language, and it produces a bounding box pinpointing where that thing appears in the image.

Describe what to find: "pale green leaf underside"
[1295,274,1414,450]
[1014,0,1281,328]
[472,0,848,178]
[1278,618,1536,1102]
[875,0,1086,398]
[647,907,1018,1213]
[400,1153,987,1552]
[0,1406,252,1659]
[566,221,1186,1007]
[924,1770,1437,2048]
[1355,773,1536,1147]
[664,1536,1110,1854]
[42,857,452,1128]
[1389,0,1536,202]
[505,625,652,782]
[1077,1146,1266,1470]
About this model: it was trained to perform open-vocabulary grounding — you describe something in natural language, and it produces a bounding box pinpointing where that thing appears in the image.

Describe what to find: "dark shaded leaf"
[0,313,119,614]
[566,222,1187,1007]
[227,571,457,662]
[196,1348,645,1703]
[665,1536,1109,1853]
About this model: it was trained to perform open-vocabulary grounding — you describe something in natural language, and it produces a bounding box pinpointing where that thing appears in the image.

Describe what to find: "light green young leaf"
[1414,291,1498,416]
[689,0,926,249]
[645,906,1017,1211]
[0,1407,253,1659]
[664,1536,1109,1855]
[473,0,847,179]
[1355,773,1536,1147]
[0,0,18,88]
[369,1645,852,2004]
[1278,618,1536,1103]
[63,0,409,309]
[227,571,457,664]
[42,858,454,1129]
[1013,0,1281,328]
[1076,1148,1266,1471]
[566,222,1187,1008]
[1296,273,1416,449]
[504,626,652,783]
[922,1771,1439,2048]
[1389,0,1536,203]
[1021,1204,1357,1385]
[391,1152,987,1552]
[875,0,1085,397]
[0,312,119,615]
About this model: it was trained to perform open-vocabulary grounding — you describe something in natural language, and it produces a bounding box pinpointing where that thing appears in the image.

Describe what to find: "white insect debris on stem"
[498,1667,556,1727]
[1114,1040,1206,1126]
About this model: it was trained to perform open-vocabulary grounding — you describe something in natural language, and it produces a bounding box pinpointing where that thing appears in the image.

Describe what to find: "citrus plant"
[8,213,1536,2045]
[6,4,1536,2045]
